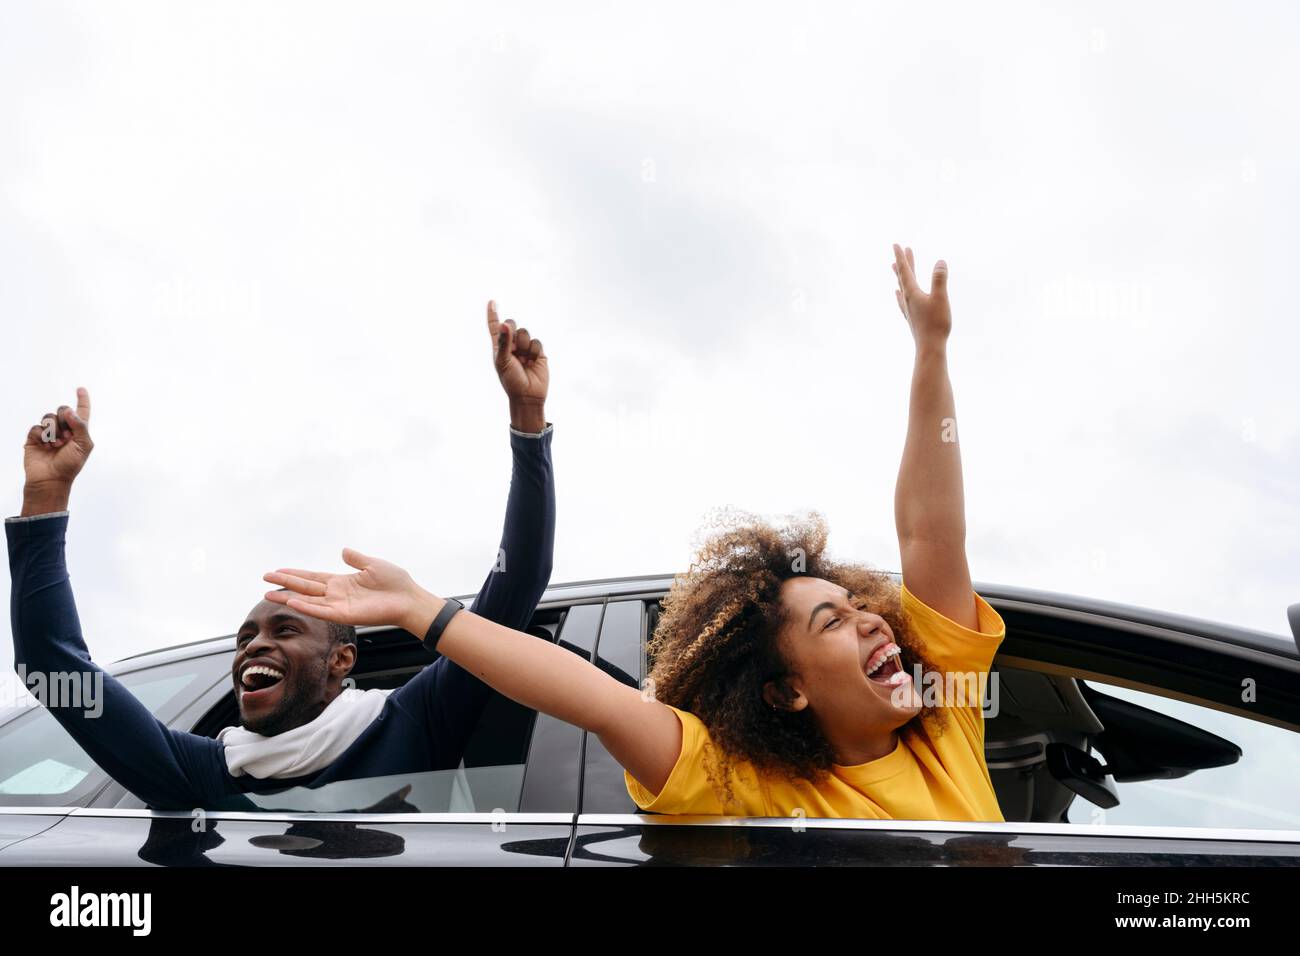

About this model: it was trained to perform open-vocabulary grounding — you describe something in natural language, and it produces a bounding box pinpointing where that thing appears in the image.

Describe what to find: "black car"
[2,575,1298,866]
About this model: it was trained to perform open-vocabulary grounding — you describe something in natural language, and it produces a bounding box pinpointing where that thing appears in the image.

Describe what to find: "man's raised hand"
[892,244,952,348]
[486,300,549,432]
[21,387,93,515]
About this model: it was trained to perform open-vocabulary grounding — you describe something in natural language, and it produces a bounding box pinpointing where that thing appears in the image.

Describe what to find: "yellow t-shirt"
[624,582,1006,821]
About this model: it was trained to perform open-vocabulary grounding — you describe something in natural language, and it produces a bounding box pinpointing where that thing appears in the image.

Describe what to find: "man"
[7,302,555,810]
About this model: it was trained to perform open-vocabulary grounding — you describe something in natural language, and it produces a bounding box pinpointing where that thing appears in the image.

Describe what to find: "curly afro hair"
[646,509,949,809]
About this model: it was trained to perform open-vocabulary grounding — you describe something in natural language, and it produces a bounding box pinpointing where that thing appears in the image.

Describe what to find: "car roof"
[109,573,1298,671]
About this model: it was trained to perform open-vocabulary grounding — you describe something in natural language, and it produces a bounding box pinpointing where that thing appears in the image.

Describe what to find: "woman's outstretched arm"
[263,550,684,794]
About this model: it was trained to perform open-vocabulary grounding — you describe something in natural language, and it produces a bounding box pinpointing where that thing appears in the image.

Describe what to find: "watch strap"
[422,597,464,653]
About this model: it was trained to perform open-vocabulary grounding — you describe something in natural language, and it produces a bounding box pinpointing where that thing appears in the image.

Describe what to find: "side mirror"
[1289,603,1300,655]
[1046,742,1119,809]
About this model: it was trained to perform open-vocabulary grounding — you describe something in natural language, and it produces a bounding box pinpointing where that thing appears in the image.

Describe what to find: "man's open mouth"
[864,643,910,687]
[240,664,286,700]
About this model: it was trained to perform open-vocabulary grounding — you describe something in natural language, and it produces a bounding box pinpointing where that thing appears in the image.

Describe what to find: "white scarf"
[217,687,394,779]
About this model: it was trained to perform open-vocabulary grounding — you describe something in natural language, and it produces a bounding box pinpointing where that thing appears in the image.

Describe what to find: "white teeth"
[241,664,285,689]
[865,644,901,676]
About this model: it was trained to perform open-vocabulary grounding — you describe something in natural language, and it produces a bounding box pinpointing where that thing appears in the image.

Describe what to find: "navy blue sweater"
[7,426,555,810]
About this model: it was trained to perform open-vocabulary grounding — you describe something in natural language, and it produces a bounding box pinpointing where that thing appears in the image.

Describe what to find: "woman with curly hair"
[266,243,1006,821]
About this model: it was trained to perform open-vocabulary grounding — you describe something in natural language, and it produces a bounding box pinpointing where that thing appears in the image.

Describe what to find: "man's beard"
[241,655,330,737]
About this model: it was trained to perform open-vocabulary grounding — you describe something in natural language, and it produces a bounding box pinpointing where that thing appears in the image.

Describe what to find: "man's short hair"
[328,621,358,647]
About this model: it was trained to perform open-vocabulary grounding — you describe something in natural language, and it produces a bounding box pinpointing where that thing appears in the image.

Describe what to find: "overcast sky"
[2,1,1297,691]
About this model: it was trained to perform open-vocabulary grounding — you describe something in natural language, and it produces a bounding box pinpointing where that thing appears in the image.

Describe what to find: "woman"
[265,244,1007,821]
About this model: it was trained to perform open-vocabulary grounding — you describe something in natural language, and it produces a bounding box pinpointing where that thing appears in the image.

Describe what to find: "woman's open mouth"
[864,643,910,687]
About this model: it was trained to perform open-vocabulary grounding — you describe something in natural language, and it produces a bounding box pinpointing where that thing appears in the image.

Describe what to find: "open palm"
[892,244,952,346]
[263,548,418,629]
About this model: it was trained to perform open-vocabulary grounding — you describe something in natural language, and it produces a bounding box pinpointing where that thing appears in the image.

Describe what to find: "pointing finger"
[488,301,513,370]
[495,327,512,371]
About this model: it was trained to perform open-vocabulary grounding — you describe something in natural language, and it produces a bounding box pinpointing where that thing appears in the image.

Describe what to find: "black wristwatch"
[422,597,464,653]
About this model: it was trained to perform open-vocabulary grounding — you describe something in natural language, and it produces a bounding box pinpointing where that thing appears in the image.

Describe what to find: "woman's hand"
[269,547,685,799]
[892,244,951,349]
[263,548,443,636]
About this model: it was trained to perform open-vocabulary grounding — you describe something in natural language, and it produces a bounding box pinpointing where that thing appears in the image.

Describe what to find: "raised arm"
[263,552,684,796]
[8,390,223,809]
[466,300,555,624]
[408,301,558,758]
[891,244,977,630]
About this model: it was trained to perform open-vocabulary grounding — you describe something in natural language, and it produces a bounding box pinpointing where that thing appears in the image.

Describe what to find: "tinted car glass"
[0,657,222,806]
[1067,678,1300,830]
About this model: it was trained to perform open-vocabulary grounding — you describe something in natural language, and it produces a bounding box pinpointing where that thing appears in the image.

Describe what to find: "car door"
[569,590,1300,865]
[0,603,590,866]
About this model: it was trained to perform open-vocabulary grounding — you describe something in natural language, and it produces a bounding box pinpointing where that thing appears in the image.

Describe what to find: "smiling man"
[6,301,556,809]
[229,603,360,737]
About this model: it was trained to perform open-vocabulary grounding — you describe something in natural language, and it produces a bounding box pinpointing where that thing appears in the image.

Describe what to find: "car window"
[196,618,562,814]
[1066,678,1300,830]
[0,658,218,806]
[580,600,644,813]
[201,696,539,814]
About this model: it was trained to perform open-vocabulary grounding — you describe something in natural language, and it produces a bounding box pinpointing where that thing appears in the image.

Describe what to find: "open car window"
[190,615,562,814]
[1066,678,1300,830]
[201,691,539,814]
